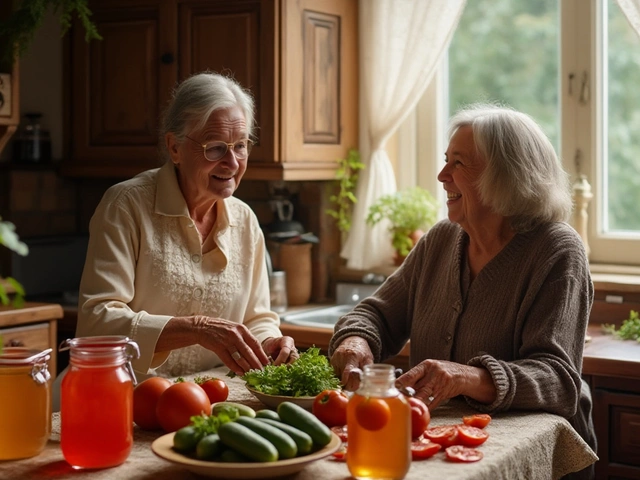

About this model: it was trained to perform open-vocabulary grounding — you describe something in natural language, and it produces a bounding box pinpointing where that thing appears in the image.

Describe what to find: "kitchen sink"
[280,304,354,330]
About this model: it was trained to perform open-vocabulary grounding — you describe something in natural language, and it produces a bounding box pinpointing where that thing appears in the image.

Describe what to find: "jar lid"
[59,335,136,352]
[0,347,52,366]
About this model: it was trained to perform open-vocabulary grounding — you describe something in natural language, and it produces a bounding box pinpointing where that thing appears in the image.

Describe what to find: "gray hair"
[448,103,572,232]
[159,71,256,162]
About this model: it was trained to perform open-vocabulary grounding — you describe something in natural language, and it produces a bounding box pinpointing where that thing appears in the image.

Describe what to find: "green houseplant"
[326,149,365,234]
[366,186,439,262]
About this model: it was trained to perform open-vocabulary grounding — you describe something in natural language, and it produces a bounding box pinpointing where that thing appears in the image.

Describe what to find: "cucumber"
[235,416,298,459]
[277,401,332,447]
[219,449,250,463]
[195,433,223,460]
[255,409,281,421]
[211,401,256,418]
[218,421,278,462]
[256,418,313,455]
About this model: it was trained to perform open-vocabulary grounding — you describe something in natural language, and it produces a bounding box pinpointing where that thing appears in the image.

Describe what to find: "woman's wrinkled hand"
[193,315,271,375]
[261,336,299,365]
[330,336,374,392]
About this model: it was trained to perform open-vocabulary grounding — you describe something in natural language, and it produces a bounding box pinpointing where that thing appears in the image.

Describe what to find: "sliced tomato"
[456,425,489,447]
[462,413,492,429]
[411,439,442,460]
[445,445,484,463]
[423,425,459,447]
[332,442,347,461]
[331,425,348,442]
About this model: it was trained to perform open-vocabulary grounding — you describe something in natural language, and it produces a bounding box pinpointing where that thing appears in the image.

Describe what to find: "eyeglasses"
[185,136,253,162]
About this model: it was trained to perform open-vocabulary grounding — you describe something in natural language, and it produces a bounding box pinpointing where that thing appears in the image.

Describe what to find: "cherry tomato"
[195,377,229,403]
[462,413,491,429]
[411,439,442,460]
[133,377,172,430]
[456,425,489,447]
[331,425,349,442]
[355,397,391,431]
[156,381,211,432]
[423,425,459,447]
[445,445,484,463]
[407,396,430,439]
[313,389,349,427]
[332,442,348,461]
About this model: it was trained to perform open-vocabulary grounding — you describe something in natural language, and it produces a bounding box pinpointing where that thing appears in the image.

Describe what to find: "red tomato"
[331,442,348,461]
[156,381,211,432]
[313,389,349,427]
[456,425,489,447]
[462,413,492,429]
[445,445,484,463]
[331,425,349,442]
[407,396,431,439]
[355,397,391,431]
[196,377,229,403]
[133,377,172,430]
[423,425,459,447]
[411,439,442,460]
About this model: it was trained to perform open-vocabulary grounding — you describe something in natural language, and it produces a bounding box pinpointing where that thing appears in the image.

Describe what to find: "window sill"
[590,264,640,293]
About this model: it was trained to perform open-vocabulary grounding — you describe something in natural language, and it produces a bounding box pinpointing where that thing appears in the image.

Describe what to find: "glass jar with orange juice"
[0,347,52,460]
[59,336,139,469]
[347,363,411,479]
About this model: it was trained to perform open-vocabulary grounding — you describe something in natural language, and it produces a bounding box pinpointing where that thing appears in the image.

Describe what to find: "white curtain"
[341,0,466,270]
[617,0,640,35]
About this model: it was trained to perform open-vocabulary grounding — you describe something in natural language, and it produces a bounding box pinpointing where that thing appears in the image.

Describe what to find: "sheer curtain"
[341,0,466,270]
[617,0,640,35]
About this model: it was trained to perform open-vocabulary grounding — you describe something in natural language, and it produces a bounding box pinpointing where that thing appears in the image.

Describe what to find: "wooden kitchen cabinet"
[0,302,63,380]
[62,0,358,181]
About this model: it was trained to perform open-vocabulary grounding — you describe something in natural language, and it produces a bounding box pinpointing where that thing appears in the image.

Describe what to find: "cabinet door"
[65,0,177,177]
[178,0,275,165]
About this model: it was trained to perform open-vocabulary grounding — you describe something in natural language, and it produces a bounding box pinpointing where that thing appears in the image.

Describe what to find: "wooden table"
[0,367,597,480]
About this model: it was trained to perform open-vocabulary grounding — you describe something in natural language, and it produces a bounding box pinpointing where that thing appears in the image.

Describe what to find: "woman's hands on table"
[330,336,374,391]
[262,336,299,365]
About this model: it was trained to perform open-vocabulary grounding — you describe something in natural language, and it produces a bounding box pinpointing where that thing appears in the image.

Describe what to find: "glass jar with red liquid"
[0,348,52,460]
[347,364,411,479]
[59,336,139,469]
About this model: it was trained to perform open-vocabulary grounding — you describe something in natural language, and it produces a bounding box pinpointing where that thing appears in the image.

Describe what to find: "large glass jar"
[0,347,52,460]
[59,336,139,469]
[347,364,411,479]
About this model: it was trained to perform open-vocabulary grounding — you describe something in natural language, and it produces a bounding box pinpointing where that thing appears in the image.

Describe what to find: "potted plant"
[0,217,27,307]
[326,148,365,234]
[366,186,439,264]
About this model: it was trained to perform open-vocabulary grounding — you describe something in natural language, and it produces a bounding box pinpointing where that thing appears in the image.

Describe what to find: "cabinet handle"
[4,339,25,347]
[160,53,174,65]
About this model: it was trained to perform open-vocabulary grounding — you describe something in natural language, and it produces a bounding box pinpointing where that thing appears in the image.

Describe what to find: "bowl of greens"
[240,347,341,411]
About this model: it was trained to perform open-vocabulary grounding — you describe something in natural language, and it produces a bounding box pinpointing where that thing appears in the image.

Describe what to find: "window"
[407,0,640,267]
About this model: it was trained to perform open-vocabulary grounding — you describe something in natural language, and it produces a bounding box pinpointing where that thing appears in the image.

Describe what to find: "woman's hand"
[192,316,271,375]
[261,336,299,365]
[330,336,374,392]
[395,359,496,410]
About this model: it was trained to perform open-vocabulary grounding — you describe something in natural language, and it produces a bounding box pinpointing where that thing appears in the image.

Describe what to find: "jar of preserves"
[0,347,52,460]
[59,336,139,469]
[347,363,411,479]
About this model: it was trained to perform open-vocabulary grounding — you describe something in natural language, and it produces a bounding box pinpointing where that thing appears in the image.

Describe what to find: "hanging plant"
[0,0,101,63]
[326,149,365,234]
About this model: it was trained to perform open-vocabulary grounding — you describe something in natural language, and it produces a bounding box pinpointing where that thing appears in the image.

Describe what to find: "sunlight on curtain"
[341,0,466,270]
[617,0,640,35]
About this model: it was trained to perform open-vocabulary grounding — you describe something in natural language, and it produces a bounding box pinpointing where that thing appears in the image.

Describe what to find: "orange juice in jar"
[0,348,52,460]
[347,364,411,479]
[59,336,139,469]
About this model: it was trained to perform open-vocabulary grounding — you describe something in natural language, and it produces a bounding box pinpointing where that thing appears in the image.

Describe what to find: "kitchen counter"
[0,366,597,480]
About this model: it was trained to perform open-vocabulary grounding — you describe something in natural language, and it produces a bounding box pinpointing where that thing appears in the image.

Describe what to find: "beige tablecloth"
[0,368,597,480]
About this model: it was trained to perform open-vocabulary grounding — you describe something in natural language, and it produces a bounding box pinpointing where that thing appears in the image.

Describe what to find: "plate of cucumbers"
[151,401,342,478]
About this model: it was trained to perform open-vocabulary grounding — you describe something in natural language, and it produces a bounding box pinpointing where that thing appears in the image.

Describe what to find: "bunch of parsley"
[602,310,640,342]
[241,347,340,397]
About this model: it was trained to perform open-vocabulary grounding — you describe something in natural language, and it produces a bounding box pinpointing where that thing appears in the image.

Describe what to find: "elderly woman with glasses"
[75,72,298,379]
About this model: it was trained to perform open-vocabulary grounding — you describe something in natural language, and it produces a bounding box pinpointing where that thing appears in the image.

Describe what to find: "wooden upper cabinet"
[63,0,358,180]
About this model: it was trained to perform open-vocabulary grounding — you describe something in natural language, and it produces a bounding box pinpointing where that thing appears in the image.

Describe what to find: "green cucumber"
[195,434,223,460]
[211,401,256,418]
[277,401,332,447]
[235,416,298,459]
[219,449,249,463]
[256,418,313,455]
[218,422,278,462]
[255,409,281,421]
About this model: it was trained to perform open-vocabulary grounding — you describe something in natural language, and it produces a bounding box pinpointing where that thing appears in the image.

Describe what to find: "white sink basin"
[280,304,354,330]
